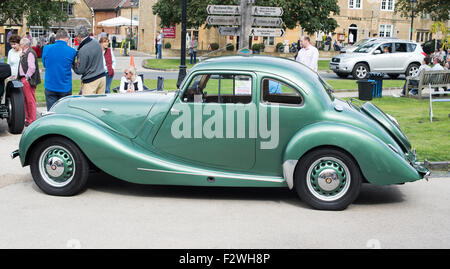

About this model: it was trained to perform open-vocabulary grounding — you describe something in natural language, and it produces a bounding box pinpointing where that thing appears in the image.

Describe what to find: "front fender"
[282,122,422,188]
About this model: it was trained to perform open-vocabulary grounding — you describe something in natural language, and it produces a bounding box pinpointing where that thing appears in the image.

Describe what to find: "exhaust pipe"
[10,149,19,159]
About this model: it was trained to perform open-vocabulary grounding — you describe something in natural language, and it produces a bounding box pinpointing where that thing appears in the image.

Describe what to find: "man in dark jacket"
[18,37,41,126]
[72,25,106,94]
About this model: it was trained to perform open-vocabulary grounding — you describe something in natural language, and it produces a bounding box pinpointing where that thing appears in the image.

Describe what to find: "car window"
[376,43,393,54]
[182,74,252,104]
[354,42,378,53]
[394,43,408,53]
[261,78,303,105]
[407,43,417,52]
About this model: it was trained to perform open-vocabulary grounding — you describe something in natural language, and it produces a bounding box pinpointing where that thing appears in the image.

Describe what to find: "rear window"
[395,43,407,52]
[407,43,417,52]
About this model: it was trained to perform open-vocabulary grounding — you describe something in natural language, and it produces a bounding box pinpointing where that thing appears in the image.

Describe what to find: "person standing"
[7,35,22,79]
[295,36,319,72]
[18,37,41,126]
[189,35,198,64]
[42,29,77,110]
[99,37,115,93]
[156,31,163,59]
[72,25,106,95]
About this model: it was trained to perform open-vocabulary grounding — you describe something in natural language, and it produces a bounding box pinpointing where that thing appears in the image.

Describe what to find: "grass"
[344,97,450,162]
[143,59,331,71]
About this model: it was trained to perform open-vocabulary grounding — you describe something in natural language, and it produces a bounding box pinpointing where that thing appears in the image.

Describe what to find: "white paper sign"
[235,78,252,95]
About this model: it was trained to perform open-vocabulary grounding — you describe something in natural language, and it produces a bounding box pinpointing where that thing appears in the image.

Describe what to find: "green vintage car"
[11,56,429,210]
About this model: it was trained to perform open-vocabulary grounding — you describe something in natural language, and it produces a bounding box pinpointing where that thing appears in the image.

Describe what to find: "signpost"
[206,3,285,50]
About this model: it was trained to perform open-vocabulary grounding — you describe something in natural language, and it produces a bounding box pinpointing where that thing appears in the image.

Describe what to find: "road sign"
[252,6,283,17]
[251,17,283,27]
[219,27,240,36]
[249,28,285,37]
[207,5,240,15]
[206,16,241,26]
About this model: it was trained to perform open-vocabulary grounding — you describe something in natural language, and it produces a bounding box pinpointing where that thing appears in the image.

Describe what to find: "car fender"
[282,122,421,189]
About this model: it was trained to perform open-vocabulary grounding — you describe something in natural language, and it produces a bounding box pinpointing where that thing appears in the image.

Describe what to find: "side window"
[378,43,392,53]
[395,43,407,53]
[261,78,303,105]
[407,43,417,52]
[182,74,252,104]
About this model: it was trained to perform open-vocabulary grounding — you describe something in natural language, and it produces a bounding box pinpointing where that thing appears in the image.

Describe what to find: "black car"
[0,63,25,134]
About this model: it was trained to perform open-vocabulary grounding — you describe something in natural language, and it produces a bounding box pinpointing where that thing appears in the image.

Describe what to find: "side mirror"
[374,50,381,55]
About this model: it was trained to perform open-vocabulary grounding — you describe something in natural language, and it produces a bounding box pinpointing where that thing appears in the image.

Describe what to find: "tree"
[0,0,69,29]
[430,21,449,50]
[152,0,340,34]
[395,0,450,22]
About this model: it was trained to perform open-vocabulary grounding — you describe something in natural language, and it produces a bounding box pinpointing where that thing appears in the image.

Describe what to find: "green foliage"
[210,42,219,50]
[0,0,69,29]
[276,42,284,49]
[153,0,340,34]
[226,43,234,51]
[164,42,172,49]
[251,43,260,50]
[395,0,450,22]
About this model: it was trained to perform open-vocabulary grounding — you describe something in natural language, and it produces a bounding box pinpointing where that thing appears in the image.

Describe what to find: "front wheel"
[30,137,90,196]
[295,148,362,210]
[6,89,25,134]
[352,63,370,80]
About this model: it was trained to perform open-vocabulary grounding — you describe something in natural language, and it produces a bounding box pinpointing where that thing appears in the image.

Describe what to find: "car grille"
[331,58,340,63]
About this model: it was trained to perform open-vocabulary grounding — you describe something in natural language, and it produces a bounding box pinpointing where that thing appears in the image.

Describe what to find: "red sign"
[162,26,176,39]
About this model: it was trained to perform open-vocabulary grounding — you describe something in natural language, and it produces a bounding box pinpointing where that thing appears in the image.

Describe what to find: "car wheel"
[30,137,89,196]
[336,72,348,79]
[388,74,400,79]
[294,148,362,211]
[352,63,370,79]
[6,89,25,134]
[406,63,420,77]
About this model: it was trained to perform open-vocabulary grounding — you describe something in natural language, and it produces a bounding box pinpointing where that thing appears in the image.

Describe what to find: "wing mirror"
[374,50,381,55]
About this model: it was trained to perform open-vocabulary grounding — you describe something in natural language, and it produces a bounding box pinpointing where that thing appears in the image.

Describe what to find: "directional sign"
[252,6,283,17]
[207,16,241,26]
[249,28,285,37]
[219,27,240,36]
[207,5,240,15]
[251,17,283,27]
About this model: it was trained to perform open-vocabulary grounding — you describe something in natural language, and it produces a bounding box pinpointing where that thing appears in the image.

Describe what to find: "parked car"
[330,40,425,79]
[12,56,429,210]
[0,63,25,134]
[340,37,398,54]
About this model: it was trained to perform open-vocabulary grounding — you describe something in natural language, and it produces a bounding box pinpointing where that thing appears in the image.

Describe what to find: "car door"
[391,42,410,71]
[370,42,395,72]
[153,71,256,171]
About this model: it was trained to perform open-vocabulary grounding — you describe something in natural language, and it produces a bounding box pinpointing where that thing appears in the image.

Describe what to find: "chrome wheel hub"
[39,146,75,187]
[306,157,351,202]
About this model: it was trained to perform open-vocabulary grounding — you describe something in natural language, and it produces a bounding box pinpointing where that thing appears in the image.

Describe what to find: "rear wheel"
[6,89,25,134]
[30,137,89,196]
[295,148,362,210]
[406,63,420,77]
[352,63,370,79]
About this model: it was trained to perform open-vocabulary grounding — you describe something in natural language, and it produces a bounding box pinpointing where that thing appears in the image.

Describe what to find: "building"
[137,0,443,55]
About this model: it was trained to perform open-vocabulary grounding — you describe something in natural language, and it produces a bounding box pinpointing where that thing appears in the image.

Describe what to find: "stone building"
[138,0,442,55]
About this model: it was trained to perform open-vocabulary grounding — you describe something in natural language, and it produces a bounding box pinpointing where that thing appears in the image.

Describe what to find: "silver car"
[330,40,425,79]
[340,37,398,54]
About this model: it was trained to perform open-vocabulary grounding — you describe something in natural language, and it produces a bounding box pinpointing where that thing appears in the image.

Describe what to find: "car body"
[0,63,25,134]
[12,56,429,210]
[330,40,425,79]
[340,37,398,54]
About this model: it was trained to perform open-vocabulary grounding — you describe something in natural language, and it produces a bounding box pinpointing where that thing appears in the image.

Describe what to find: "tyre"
[6,89,25,134]
[388,74,400,79]
[336,72,348,79]
[352,63,370,79]
[30,137,90,196]
[406,63,420,77]
[294,148,362,210]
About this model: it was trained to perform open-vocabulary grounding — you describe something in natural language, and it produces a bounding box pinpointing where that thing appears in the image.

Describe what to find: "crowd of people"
[5,25,143,127]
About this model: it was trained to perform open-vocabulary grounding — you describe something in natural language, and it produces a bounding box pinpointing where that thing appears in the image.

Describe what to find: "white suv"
[330,40,425,79]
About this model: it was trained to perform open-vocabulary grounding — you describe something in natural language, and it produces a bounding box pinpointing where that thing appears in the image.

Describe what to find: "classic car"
[0,63,25,134]
[11,56,429,210]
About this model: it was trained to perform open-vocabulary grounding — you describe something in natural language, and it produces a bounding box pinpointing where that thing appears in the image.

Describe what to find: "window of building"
[61,2,74,16]
[349,0,362,9]
[379,24,393,37]
[261,78,303,106]
[381,0,395,11]
[262,36,275,46]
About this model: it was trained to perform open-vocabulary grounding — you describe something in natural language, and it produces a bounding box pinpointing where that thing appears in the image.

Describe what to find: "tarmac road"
[0,119,449,249]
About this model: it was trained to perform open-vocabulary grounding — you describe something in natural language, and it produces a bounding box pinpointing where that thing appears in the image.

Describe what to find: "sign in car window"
[235,76,252,95]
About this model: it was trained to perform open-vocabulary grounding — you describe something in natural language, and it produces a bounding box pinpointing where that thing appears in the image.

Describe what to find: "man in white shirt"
[402,57,431,95]
[431,57,444,71]
[295,36,319,72]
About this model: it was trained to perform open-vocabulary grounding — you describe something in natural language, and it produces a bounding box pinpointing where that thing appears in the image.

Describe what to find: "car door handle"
[101,108,112,113]
[170,108,180,115]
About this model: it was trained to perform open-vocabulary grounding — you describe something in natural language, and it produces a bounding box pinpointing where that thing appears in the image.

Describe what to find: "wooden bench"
[405,70,450,98]
[429,83,450,122]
